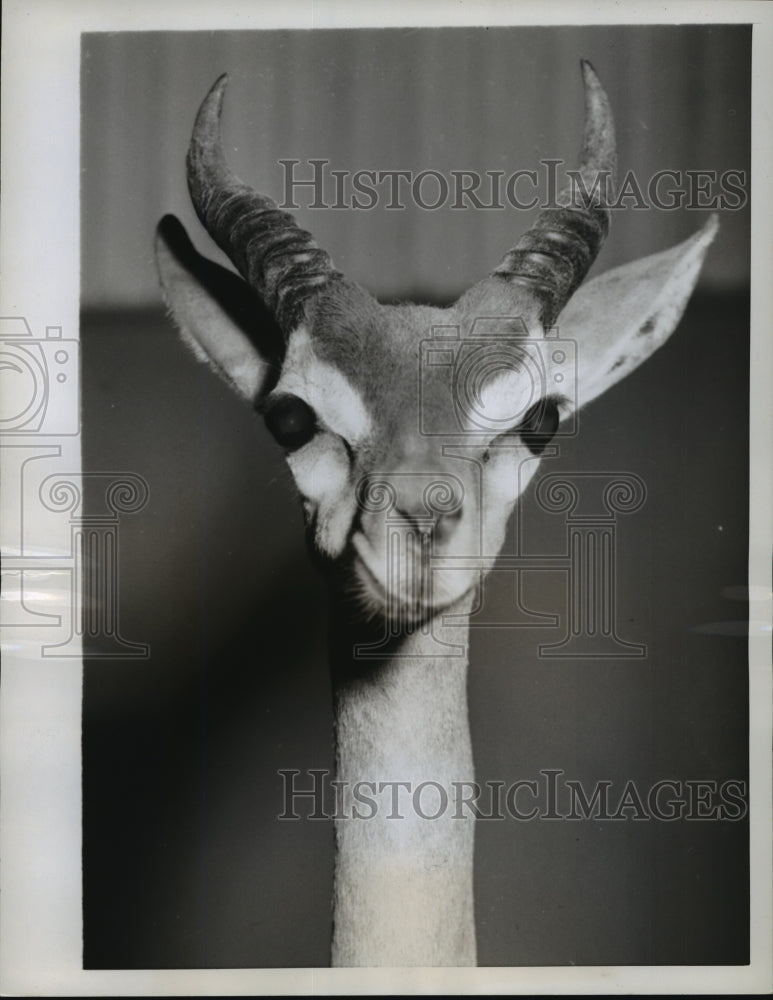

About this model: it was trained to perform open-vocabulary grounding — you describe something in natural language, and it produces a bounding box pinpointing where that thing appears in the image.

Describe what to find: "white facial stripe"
[318,492,359,557]
[288,439,349,503]
[287,434,356,557]
[276,327,372,446]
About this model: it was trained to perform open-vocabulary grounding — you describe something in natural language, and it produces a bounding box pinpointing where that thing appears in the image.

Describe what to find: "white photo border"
[1,0,771,995]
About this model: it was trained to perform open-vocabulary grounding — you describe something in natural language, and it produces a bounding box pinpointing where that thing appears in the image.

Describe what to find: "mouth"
[349,530,471,624]
[351,530,430,621]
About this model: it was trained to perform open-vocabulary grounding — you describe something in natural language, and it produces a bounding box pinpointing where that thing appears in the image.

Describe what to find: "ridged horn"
[492,60,618,325]
[186,74,341,333]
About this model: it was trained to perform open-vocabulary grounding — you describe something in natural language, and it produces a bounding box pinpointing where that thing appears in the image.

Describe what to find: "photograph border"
[1,1,771,994]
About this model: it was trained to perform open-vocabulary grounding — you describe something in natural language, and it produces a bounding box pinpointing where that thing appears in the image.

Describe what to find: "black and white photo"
[1,2,771,995]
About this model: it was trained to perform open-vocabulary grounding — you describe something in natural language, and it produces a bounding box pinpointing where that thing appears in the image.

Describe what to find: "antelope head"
[155,63,717,625]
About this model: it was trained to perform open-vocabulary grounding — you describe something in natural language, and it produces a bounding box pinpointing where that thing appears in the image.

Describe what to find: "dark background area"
[81,26,750,968]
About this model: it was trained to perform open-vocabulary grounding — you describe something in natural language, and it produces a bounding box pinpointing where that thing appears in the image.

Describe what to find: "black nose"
[395,503,463,541]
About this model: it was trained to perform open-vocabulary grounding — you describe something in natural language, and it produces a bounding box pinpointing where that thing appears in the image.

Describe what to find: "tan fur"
[331,595,476,967]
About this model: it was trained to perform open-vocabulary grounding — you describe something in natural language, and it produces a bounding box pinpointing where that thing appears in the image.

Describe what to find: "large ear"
[556,214,719,411]
[154,214,283,402]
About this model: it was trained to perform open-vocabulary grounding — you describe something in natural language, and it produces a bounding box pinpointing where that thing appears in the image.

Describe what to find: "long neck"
[328,593,476,967]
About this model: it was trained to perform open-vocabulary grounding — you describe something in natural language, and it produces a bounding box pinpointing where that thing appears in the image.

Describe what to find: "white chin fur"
[350,533,472,623]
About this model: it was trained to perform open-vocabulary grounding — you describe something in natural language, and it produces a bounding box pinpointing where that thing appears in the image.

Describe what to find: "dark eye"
[519,398,560,456]
[263,395,317,451]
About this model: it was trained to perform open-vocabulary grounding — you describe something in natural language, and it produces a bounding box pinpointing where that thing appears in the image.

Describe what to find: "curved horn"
[186,74,341,333]
[492,60,617,325]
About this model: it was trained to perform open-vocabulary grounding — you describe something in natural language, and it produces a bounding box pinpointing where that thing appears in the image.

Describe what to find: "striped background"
[81,25,750,309]
[81,25,751,969]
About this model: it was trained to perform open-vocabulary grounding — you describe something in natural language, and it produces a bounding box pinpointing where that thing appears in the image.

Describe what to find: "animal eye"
[263,395,317,451]
[519,398,560,456]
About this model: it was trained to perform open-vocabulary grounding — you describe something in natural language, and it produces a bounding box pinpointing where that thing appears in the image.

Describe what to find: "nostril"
[394,506,428,533]
[433,505,464,541]
[393,502,464,537]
